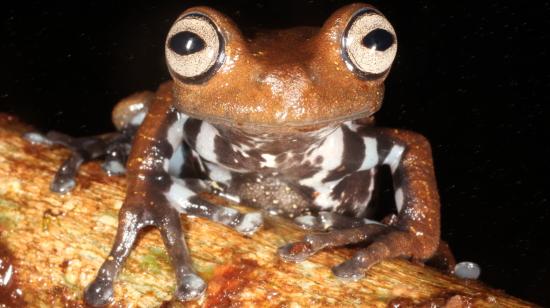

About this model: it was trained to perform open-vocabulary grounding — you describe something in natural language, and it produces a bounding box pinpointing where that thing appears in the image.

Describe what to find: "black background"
[1,0,549,305]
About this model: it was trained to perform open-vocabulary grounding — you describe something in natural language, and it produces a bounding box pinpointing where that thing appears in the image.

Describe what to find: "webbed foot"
[174,273,207,301]
[331,259,365,281]
[277,242,317,262]
[24,130,131,193]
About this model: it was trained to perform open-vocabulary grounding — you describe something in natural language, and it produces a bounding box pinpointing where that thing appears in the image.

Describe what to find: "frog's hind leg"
[27,131,112,193]
[280,129,442,280]
[24,91,153,193]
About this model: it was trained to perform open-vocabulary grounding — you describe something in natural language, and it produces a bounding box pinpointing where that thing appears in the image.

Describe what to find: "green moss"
[101,209,118,218]
[0,214,16,229]
[139,254,162,274]
[0,199,19,209]
[148,246,170,264]
[196,263,216,281]
[138,246,170,274]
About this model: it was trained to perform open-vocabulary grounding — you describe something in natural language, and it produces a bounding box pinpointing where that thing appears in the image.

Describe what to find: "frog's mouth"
[171,82,383,133]
[176,104,377,133]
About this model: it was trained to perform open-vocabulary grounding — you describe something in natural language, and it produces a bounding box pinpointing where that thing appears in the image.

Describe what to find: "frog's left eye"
[342,8,397,79]
[166,13,225,83]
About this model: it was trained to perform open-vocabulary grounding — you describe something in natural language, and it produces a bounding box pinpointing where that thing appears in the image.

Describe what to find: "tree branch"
[0,114,533,307]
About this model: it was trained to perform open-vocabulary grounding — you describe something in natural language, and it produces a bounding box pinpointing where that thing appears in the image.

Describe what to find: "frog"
[26,3,447,305]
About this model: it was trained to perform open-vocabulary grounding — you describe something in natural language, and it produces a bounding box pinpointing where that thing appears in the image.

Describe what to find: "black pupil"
[169,31,206,55]
[361,28,394,51]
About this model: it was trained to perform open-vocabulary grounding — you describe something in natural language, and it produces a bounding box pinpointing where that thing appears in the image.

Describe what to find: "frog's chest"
[181,120,377,218]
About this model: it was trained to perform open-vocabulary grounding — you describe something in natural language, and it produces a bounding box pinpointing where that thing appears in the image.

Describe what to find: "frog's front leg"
[84,93,262,306]
[280,129,440,280]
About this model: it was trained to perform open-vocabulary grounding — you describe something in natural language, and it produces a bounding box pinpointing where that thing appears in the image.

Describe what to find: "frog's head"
[166,3,397,132]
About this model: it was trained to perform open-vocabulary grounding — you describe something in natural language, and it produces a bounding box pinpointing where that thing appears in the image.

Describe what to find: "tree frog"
[27,3,448,305]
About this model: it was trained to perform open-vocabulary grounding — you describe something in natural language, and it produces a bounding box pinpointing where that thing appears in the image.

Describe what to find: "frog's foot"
[174,273,207,301]
[84,207,144,306]
[157,206,207,302]
[51,154,83,193]
[294,212,380,231]
[277,241,317,262]
[84,276,114,306]
[278,223,386,263]
[331,230,438,280]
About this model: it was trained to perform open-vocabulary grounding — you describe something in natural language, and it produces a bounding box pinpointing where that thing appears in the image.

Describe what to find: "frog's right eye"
[166,13,225,83]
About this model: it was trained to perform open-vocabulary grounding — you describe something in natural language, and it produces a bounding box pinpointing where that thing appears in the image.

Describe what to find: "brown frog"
[26,3,447,305]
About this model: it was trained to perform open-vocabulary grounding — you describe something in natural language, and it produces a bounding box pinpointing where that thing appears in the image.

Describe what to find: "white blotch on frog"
[166,113,186,149]
[235,212,263,235]
[165,179,198,213]
[358,137,379,171]
[394,187,404,212]
[295,215,316,227]
[164,115,186,173]
[205,161,232,184]
[195,122,220,163]
[167,146,185,176]
[130,112,147,126]
[103,160,126,175]
[383,144,405,173]
[260,153,278,168]
[363,218,384,225]
[314,180,344,210]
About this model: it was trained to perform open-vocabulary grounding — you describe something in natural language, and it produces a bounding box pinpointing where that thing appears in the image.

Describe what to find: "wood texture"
[0,114,534,307]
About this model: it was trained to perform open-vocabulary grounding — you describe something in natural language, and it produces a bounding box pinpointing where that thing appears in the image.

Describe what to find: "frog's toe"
[84,278,114,307]
[294,215,318,230]
[332,259,365,281]
[23,132,54,146]
[235,212,263,236]
[454,261,481,280]
[277,242,316,262]
[102,160,126,176]
[174,273,207,301]
[50,177,76,194]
